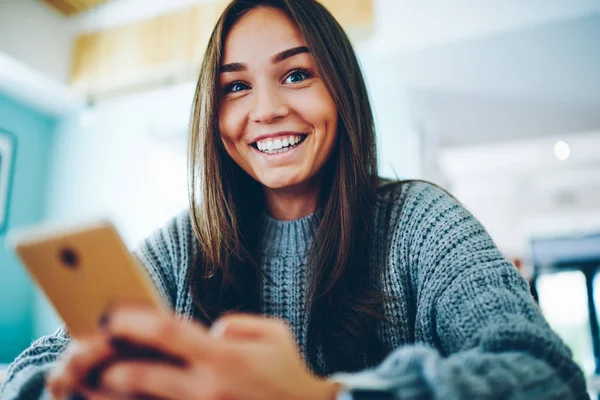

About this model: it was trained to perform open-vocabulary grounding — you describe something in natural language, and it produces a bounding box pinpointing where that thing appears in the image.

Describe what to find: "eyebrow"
[219,46,310,73]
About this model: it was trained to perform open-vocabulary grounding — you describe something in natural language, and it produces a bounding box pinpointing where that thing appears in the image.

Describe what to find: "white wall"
[358,49,421,179]
[0,52,82,117]
[0,0,74,83]
[45,83,193,248]
[440,131,600,258]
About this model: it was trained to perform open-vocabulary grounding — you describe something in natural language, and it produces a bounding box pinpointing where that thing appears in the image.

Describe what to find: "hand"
[46,333,115,400]
[95,307,340,400]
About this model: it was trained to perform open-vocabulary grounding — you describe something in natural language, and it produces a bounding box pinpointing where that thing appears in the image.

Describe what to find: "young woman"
[1,1,588,399]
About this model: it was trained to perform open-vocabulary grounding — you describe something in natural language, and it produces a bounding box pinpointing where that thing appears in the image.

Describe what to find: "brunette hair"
[188,0,389,375]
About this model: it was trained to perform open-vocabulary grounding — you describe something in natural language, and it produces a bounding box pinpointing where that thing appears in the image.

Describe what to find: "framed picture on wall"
[0,128,17,234]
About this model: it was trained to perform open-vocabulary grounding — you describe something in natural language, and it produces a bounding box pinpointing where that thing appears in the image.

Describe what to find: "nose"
[249,84,289,124]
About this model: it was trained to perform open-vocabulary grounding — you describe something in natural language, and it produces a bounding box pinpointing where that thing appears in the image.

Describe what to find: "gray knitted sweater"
[1,181,588,399]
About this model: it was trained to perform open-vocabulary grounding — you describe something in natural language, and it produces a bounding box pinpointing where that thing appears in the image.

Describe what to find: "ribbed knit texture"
[0,181,589,399]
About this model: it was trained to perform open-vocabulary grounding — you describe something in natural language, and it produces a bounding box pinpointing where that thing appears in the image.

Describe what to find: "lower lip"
[253,136,307,161]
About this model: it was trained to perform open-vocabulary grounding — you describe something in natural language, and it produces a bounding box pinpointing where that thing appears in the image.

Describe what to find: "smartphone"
[8,220,169,339]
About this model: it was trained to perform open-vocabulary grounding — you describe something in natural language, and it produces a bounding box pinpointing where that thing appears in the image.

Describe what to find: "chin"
[256,171,305,190]
[259,178,300,190]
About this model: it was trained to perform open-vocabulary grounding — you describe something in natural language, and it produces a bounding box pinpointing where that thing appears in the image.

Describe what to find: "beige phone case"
[9,221,168,338]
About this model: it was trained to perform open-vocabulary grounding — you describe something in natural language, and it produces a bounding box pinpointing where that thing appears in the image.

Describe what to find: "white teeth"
[255,134,304,154]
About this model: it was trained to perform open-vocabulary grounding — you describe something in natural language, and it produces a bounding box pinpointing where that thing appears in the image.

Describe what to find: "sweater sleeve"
[331,182,588,399]
[0,212,189,400]
[0,325,69,400]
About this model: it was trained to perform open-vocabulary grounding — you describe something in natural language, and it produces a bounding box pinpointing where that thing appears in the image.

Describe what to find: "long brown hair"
[188,0,389,375]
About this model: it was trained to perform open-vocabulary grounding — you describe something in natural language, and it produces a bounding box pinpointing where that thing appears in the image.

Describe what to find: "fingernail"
[109,337,128,352]
[209,321,227,338]
[85,367,101,389]
[98,312,109,329]
[68,392,86,400]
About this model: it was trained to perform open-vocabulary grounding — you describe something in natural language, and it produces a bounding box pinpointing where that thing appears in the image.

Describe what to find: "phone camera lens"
[59,248,79,269]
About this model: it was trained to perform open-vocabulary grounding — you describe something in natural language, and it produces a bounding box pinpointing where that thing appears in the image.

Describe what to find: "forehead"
[222,7,307,63]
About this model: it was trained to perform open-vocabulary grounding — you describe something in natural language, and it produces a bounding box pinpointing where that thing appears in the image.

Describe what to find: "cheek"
[316,92,338,161]
[312,89,338,143]
[219,102,246,143]
[295,87,338,133]
[218,105,249,168]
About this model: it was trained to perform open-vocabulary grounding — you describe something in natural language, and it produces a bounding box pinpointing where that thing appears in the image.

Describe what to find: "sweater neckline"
[259,210,322,256]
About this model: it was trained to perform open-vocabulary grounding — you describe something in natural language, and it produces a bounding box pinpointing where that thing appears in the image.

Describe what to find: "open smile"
[251,134,308,155]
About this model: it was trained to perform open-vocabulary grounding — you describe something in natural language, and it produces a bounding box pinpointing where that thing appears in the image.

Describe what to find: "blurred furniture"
[531,232,600,399]
[0,129,17,234]
[589,375,600,395]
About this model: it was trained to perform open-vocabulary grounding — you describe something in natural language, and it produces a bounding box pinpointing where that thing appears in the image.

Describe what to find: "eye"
[284,69,312,84]
[225,81,249,93]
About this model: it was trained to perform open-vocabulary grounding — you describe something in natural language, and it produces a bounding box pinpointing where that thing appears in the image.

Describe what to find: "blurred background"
[1,0,599,391]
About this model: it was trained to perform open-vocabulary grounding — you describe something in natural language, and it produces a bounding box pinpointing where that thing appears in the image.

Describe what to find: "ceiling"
[397,12,600,147]
[42,0,110,16]
[398,13,600,106]
[367,0,600,53]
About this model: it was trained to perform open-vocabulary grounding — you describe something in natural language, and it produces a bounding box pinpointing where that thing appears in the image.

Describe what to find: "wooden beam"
[43,0,78,16]
[322,0,374,30]
[43,0,110,16]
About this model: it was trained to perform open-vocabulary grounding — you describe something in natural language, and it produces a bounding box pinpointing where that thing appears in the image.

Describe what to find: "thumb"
[210,314,288,342]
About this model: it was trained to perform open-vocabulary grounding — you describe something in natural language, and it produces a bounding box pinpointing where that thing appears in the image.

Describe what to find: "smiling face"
[218,6,338,191]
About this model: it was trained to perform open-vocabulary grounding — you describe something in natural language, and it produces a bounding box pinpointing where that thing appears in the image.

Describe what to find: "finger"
[46,335,113,399]
[211,314,290,342]
[77,387,124,400]
[104,307,218,362]
[99,361,210,400]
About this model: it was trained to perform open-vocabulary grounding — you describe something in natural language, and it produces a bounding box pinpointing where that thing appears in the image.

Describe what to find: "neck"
[264,179,321,220]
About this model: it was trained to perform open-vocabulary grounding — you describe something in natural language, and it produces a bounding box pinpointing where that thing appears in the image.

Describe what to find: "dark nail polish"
[109,337,127,352]
[68,392,86,400]
[85,366,101,389]
[98,312,109,329]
